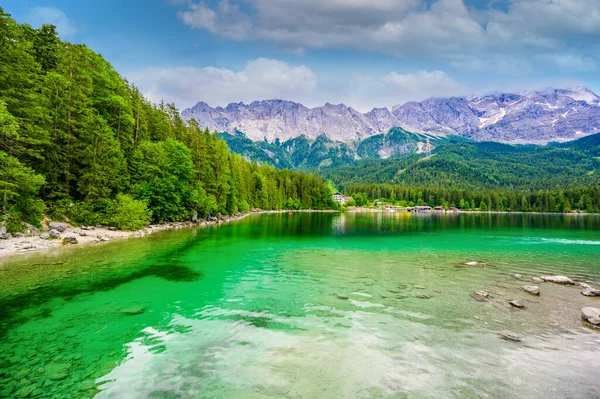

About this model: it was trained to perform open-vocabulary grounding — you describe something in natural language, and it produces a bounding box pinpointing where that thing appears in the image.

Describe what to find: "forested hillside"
[0,8,335,233]
[326,135,600,190]
[333,136,600,212]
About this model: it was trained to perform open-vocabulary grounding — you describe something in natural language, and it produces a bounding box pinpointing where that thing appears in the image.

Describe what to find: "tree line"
[345,184,600,213]
[0,8,336,232]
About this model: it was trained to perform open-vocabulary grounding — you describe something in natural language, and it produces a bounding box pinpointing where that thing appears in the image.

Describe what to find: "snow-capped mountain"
[181,87,600,144]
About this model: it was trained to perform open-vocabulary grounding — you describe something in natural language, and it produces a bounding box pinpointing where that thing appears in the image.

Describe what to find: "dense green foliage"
[345,184,600,213]
[0,8,335,231]
[325,133,600,212]
[328,135,600,190]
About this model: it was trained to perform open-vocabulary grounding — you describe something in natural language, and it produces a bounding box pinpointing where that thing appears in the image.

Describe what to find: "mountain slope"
[182,87,600,144]
[325,134,600,190]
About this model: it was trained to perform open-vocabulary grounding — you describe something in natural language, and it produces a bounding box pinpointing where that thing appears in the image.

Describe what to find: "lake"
[0,212,599,398]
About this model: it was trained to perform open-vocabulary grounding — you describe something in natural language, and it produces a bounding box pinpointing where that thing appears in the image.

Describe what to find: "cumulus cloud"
[130,60,470,111]
[129,58,317,108]
[25,7,77,37]
[174,0,600,70]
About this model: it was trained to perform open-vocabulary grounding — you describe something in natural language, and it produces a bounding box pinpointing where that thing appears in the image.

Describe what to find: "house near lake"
[332,192,348,204]
[411,206,432,212]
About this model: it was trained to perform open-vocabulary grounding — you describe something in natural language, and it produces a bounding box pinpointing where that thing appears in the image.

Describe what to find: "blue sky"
[3,0,600,111]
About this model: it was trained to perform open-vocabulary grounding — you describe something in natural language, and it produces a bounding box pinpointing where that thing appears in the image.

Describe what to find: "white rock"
[540,275,574,285]
[581,307,600,325]
[521,286,540,295]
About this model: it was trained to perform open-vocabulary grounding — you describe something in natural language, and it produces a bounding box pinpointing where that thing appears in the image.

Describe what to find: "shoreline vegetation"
[2,208,596,260]
[0,9,338,240]
[0,209,340,259]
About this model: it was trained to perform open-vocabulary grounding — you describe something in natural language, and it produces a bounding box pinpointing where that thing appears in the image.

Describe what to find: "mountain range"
[181,87,600,145]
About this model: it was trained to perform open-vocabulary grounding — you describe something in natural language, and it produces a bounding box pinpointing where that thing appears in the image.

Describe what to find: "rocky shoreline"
[470,273,600,341]
[0,210,267,259]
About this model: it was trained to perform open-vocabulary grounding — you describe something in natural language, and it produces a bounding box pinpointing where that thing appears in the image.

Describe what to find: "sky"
[3,0,600,112]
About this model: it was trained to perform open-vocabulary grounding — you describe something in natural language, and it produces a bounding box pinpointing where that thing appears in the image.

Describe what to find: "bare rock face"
[582,288,600,297]
[181,87,600,145]
[48,222,69,233]
[472,291,490,301]
[521,286,540,296]
[540,276,575,285]
[581,307,600,325]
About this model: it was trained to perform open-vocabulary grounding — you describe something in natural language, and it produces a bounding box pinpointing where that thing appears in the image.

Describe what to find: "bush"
[109,194,152,230]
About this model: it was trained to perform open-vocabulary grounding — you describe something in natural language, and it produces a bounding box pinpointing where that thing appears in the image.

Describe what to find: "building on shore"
[411,206,432,212]
[434,206,446,212]
[374,199,383,206]
[332,192,346,204]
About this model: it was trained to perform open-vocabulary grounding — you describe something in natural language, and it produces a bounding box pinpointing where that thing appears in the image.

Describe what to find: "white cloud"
[174,0,600,71]
[130,60,471,112]
[25,7,77,37]
[129,58,317,108]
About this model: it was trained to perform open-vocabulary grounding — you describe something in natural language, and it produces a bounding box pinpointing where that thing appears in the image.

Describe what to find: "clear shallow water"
[0,212,600,398]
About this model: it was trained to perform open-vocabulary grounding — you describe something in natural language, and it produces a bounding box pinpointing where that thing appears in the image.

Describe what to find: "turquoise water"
[0,212,599,398]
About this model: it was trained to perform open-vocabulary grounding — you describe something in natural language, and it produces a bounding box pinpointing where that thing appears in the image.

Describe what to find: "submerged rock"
[120,305,146,315]
[464,261,486,267]
[578,282,592,290]
[492,299,512,311]
[509,300,525,308]
[472,291,490,301]
[531,277,543,283]
[499,331,522,342]
[414,293,432,299]
[582,288,600,297]
[521,286,540,296]
[512,274,523,280]
[581,307,600,325]
[335,293,349,300]
[540,275,574,285]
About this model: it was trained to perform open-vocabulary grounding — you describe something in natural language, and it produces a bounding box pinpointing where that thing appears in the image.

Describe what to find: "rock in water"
[465,261,486,267]
[48,222,68,232]
[0,232,12,240]
[531,277,543,283]
[509,300,525,308]
[40,233,50,240]
[512,274,523,280]
[540,275,574,285]
[472,291,490,301]
[499,331,522,342]
[581,307,600,325]
[582,288,600,297]
[48,229,61,239]
[62,236,78,245]
[521,286,540,295]
[415,293,432,299]
[120,305,146,315]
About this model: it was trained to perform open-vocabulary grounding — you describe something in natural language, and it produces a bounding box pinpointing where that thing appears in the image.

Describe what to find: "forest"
[345,184,600,213]
[0,8,336,233]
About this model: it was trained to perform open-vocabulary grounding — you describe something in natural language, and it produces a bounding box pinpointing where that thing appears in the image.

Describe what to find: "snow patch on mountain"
[181,87,600,144]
